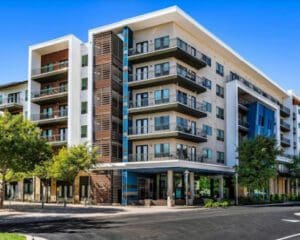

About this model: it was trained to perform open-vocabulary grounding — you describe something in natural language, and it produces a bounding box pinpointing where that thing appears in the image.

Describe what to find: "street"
[1,205,300,240]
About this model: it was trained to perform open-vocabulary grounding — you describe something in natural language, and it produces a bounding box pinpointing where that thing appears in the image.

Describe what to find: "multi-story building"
[2,6,300,205]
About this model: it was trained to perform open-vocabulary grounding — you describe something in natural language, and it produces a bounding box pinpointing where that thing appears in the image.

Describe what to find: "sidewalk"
[0,201,207,225]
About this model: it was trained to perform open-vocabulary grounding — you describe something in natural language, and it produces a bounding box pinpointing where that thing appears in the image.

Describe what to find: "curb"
[24,235,47,240]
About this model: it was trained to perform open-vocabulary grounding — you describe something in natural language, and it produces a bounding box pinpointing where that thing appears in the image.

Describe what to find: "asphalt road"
[1,205,300,240]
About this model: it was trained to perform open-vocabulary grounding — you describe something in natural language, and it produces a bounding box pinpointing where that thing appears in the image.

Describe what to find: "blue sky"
[0,0,299,94]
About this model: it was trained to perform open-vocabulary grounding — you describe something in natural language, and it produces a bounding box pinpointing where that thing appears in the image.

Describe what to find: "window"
[155,89,169,104]
[216,84,224,98]
[176,144,188,159]
[136,66,148,81]
[81,78,88,90]
[204,101,212,113]
[59,105,67,117]
[8,92,20,103]
[155,36,170,50]
[154,143,170,157]
[81,102,88,114]
[298,123,300,129]
[298,109,300,115]
[217,151,225,164]
[259,115,265,127]
[25,90,28,101]
[136,92,148,107]
[41,107,53,119]
[155,116,170,131]
[216,62,224,76]
[81,125,87,138]
[202,54,212,66]
[81,55,88,67]
[203,124,212,136]
[24,179,33,194]
[136,41,148,54]
[155,62,169,77]
[217,129,225,141]
[59,82,67,92]
[203,78,212,89]
[42,129,53,140]
[0,95,2,104]
[177,90,187,105]
[136,119,148,134]
[216,106,224,120]
[59,128,67,141]
[203,148,213,159]
[136,145,148,161]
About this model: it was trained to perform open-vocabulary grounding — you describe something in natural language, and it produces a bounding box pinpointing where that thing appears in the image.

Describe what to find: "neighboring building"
[3,6,300,205]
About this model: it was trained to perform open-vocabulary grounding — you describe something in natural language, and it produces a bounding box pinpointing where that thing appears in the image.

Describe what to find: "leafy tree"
[288,154,300,177]
[236,136,281,197]
[50,144,98,206]
[0,112,52,208]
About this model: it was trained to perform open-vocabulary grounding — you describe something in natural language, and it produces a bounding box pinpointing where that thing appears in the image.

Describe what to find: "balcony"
[31,86,68,104]
[128,152,224,165]
[280,105,290,117]
[32,110,68,125]
[128,38,207,69]
[31,61,68,81]
[128,124,207,143]
[128,66,207,93]
[129,95,207,118]
[281,136,291,147]
[238,103,248,112]
[42,134,67,146]
[280,119,291,132]
[0,97,23,112]
[238,119,250,132]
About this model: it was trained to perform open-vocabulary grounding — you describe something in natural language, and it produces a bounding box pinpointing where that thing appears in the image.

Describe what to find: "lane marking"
[282,219,300,223]
[276,233,300,240]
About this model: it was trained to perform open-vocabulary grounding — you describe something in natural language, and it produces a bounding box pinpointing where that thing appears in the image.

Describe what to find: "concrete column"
[274,177,278,194]
[74,175,80,204]
[296,178,299,197]
[18,180,24,201]
[167,170,174,207]
[287,178,291,195]
[35,177,41,202]
[50,178,57,202]
[218,176,224,200]
[189,172,195,205]
[269,179,274,195]
[156,174,160,200]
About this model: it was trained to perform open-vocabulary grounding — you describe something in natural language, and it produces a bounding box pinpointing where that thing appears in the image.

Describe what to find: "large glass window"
[136,41,148,54]
[81,78,88,90]
[176,144,188,159]
[136,145,148,161]
[216,106,224,120]
[155,116,169,131]
[81,102,88,114]
[204,101,212,113]
[154,143,170,157]
[155,89,169,104]
[81,125,87,138]
[136,66,148,81]
[217,151,225,164]
[136,92,148,107]
[155,62,170,77]
[136,119,148,134]
[203,148,213,159]
[217,129,225,141]
[203,124,212,136]
[176,117,188,131]
[177,90,187,105]
[216,84,224,98]
[216,62,224,76]
[155,36,170,50]
[81,55,88,67]
[8,92,20,103]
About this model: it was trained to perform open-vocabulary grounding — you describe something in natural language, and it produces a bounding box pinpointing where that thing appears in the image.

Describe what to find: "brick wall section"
[90,171,112,204]
[41,49,68,65]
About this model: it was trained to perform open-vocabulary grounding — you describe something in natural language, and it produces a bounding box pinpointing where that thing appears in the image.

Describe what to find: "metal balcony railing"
[128,151,224,165]
[280,105,291,116]
[0,97,23,106]
[238,120,250,129]
[128,65,206,87]
[42,134,67,143]
[32,85,68,98]
[128,38,207,63]
[31,110,68,121]
[281,136,291,146]
[280,119,291,130]
[128,124,207,138]
[31,61,68,76]
[129,94,207,113]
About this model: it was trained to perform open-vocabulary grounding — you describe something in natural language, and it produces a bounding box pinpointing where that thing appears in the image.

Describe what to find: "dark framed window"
[136,41,148,54]
[216,62,224,76]
[155,62,169,77]
[81,125,87,138]
[216,84,224,98]
[155,116,170,131]
[217,129,225,141]
[154,143,170,157]
[216,107,224,120]
[81,78,88,90]
[203,78,212,89]
[155,89,169,104]
[155,36,170,50]
[203,124,212,136]
[204,101,212,113]
[217,151,225,164]
[81,102,88,114]
[81,55,88,67]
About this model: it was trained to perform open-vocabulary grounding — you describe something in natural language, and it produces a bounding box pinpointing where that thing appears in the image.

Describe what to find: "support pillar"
[287,178,291,195]
[167,170,174,207]
[156,174,160,200]
[189,172,195,205]
[218,176,224,200]
[210,178,215,198]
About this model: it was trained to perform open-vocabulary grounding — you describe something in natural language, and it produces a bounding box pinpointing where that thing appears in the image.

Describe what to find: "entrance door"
[138,177,154,200]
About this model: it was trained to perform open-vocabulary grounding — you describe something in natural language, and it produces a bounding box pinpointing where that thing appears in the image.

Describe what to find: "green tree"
[236,136,281,197]
[50,144,98,206]
[288,154,300,177]
[0,112,52,208]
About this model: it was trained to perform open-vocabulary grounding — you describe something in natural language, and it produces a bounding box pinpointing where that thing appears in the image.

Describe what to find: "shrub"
[204,200,229,208]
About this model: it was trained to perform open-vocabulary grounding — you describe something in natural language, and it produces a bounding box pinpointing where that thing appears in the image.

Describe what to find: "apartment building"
[3,6,300,205]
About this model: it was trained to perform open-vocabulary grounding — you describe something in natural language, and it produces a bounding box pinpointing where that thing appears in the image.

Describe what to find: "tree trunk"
[0,171,6,209]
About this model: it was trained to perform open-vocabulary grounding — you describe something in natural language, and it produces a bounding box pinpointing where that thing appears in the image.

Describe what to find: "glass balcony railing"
[0,97,23,108]
[42,134,67,143]
[238,119,250,129]
[281,136,291,146]
[32,85,68,98]
[32,110,68,121]
[280,119,291,130]
[128,151,224,165]
[31,61,68,76]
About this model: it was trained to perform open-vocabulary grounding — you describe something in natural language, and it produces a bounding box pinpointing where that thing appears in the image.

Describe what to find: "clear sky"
[0,0,299,94]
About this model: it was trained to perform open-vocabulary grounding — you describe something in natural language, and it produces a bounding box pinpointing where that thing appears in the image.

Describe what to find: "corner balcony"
[128,38,207,69]
[281,136,291,147]
[238,103,248,112]
[32,110,68,125]
[128,124,207,143]
[42,134,67,146]
[0,97,23,112]
[31,62,68,81]
[280,119,291,132]
[31,86,68,104]
[280,105,290,118]
[128,152,224,165]
[238,119,250,132]
[128,66,207,93]
[129,95,207,118]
